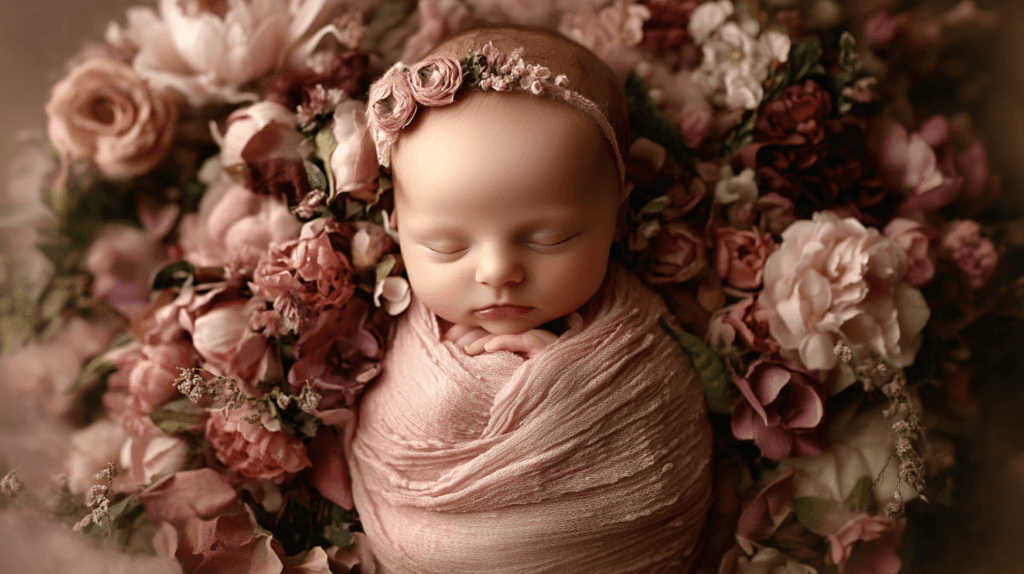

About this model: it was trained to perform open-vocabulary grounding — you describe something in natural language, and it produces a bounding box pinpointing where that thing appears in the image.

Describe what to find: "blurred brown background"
[1,0,1023,572]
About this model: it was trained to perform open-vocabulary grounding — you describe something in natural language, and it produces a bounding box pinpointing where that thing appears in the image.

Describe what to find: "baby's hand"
[463,329,559,359]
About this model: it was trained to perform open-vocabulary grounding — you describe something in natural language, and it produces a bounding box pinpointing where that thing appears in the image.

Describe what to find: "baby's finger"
[483,333,549,357]
[455,328,492,348]
[464,335,496,356]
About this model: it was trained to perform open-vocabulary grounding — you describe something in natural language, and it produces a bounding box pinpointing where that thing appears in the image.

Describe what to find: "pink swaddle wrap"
[347,265,713,573]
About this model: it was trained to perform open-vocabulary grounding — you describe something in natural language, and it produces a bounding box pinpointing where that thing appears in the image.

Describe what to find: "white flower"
[715,165,759,204]
[373,276,411,315]
[688,0,734,44]
[107,0,357,105]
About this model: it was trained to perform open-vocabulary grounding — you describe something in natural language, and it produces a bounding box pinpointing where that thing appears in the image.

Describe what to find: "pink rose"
[823,511,905,574]
[177,174,302,269]
[330,99,380,202]
[366,63,417,134]
[46,58,177,179]
[408,55,463,106]
[105,341,199,416]
[216,100,304,167]
[714,227,775,290]
[289,298,384,410]
[707,297,779,354]
[85,223,168,317]
[940,219,998,289]
[644,221,707,284]
[188,298,272,385]
[758,211,926,371]
[250,218,357,331]
[883,218,936,287]
[206,406,311,483]
[731,358,827,461]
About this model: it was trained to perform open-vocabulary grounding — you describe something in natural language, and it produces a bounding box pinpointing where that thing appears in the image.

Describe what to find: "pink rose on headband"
[408,55,463,106]
[367,63,417,134]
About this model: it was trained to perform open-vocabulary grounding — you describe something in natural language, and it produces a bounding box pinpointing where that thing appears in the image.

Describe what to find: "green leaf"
[725,110,759,157]
[845,475,874,511]
[304,160,328,192]
[658,316,734,415]
[625,73,695,171]
[149,401,203,434]
[294,412,320,438]
[375,254,397,284]
[639,195,671,215]
[793,496,841,536]
[67,355,117,396]
[38,281,75,323]
[787,38,826,84]
[82,489,141,536]
[323,522,355,548]
[152,260,196,292]
[315,126,338,198]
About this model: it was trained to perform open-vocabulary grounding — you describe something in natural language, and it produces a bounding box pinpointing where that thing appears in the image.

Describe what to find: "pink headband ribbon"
[365,42,627,189]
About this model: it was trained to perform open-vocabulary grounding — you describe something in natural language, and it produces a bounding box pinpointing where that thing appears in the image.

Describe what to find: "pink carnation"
[714,227,775,290]
[408,55,463,106]
[644,221,707,284]
[206,406,311,483]
[823,511,905,574]
[731,358,827,461]
[940,219,998,289]
[757,211,925,371]
[884,218,936,287]
[366,63,417,134]
[250,219,357,331]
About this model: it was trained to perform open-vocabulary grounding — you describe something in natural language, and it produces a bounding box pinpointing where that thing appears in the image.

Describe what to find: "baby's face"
[392,92,624,335]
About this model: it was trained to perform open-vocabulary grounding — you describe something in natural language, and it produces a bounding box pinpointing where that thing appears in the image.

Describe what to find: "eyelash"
[422,233,578,256]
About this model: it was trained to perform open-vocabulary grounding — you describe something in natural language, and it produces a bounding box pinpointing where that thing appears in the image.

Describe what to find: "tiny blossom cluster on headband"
[365,42,625,186]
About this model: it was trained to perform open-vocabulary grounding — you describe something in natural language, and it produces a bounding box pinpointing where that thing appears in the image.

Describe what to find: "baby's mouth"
[473,304,534,319]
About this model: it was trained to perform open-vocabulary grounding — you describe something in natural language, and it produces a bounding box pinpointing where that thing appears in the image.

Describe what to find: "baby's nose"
[475,246,524,287]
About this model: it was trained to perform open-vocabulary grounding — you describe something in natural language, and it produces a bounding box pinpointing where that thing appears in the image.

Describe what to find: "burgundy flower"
[731,358,827,461]
[264,51,371,110]
[640,0,700,50]
[408,55,463,106]
[644,221,707,284]
[289,298,385,410]
[714,227,775,290]
[250,219,357,330]
[740,84,896,225]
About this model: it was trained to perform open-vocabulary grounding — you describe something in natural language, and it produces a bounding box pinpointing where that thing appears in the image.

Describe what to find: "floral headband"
[365,42,626,188]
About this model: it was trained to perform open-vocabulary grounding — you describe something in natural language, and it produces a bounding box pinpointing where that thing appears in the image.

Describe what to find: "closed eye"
[529,233,579,249]
[423,242,467,256]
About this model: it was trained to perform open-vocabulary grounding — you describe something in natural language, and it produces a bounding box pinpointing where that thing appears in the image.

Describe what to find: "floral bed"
[0,0,1021,572]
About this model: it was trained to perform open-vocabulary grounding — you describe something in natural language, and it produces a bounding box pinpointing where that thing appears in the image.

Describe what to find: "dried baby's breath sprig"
[175,367,247,410]
[834,341,928,517]
[296,382,323,414]
[73,462,117,532]
[0,469,23,505]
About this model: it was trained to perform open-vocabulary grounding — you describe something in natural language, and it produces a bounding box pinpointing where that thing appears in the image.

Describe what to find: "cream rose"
[758,211,928,372]
[46,58,177,179]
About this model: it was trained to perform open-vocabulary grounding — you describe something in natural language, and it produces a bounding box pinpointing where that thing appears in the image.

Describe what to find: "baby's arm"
[444,324,558,359]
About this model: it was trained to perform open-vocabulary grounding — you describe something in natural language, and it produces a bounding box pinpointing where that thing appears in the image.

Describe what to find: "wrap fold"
[348,265,713,573]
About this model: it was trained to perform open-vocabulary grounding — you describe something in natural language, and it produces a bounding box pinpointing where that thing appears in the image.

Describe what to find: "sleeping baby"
[347,24,713,574]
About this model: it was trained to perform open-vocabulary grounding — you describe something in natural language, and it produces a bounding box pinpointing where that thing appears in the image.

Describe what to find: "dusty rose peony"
[250,218,357,330]
[822,510,905,574]
[330,99,380,201]
[707,297,779,354]
[644,221,707,284]
[85,223,168,317]
[731,358,827,461]
[46,58,177,179]
[407,55,463,106]
[884,218,936,287]
[715,227,775,290]
[757,211,928,371]
[288,298,384,410]
[940,219,998,289]
[206,406,311,483]
[177,172,302,268]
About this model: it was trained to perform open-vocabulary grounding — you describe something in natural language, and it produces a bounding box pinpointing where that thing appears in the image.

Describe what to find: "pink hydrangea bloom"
[940,219,998,289]
[731,358,827,461]
[206,406,311,483]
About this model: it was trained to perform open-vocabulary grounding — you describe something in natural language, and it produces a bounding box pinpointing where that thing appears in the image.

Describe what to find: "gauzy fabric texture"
[347,265,713,573]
